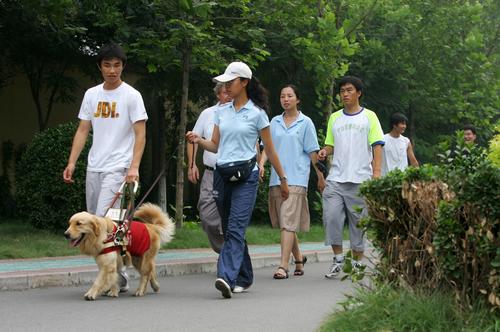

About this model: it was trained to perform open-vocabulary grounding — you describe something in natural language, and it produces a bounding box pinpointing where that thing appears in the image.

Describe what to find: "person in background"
[463,124,477,144]
[318,76,384,279]
[187,83,231,253]
[186,61,289,299]
[63,44,148,292]
[381,112,419,176]
[259,84,324,279]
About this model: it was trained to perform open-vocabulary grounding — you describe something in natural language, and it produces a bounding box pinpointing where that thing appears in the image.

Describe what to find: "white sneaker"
[325,258,344,279]
[232,285,251,293]
[352,260,365,273]
[215,278,232,298]
[119,268,129,293]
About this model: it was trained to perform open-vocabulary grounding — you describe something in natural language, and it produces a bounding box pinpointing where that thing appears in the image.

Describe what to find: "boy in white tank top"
[381,112,419,176]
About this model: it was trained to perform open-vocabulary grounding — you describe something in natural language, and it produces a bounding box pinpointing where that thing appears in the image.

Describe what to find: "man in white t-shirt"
[187,83,231,253]
[381,112,419,175]
[318,76,384,279]
[63,44,148,292]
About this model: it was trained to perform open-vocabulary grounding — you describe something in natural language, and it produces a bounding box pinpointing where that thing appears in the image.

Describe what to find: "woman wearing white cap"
[186,61,289,298]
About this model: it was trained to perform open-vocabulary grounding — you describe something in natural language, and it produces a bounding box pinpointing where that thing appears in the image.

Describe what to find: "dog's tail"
[133,203,175,244]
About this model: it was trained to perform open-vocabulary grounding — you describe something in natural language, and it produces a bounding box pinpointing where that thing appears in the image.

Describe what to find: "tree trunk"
[323,79,335,121]
[25,63,45,132]
[151,91,167,212]
[158,174,167,213]
[408,101,415,144]
[44,62,68,131]
[175,44,191,228]
[158,99,167,213]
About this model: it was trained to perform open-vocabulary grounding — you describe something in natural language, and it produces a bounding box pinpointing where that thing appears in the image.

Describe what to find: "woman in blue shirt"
[259,84,325,279]
[186,62,289,298]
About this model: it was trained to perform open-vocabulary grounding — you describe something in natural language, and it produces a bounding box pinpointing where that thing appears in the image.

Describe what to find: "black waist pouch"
[216,156,256,183]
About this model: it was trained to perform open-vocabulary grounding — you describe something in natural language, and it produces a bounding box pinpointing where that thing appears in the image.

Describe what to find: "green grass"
[0,218,331,259]
[164,222,331,249]
[318,285,500,332]
[0,221,81,259]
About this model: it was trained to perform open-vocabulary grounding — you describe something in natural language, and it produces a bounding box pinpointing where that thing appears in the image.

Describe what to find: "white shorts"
[86,169,127,217]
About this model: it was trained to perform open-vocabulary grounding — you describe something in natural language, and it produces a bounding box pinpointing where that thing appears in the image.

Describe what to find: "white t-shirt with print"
[192,104,218,168]
[382,133,410,175]
[324,108,384,183]
[78,82,148,172]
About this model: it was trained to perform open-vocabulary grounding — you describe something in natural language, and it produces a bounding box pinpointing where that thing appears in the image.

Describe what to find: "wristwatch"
[279,176,287,182]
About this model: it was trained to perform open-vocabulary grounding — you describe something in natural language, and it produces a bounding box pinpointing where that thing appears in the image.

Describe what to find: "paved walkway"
[0,241,347,291]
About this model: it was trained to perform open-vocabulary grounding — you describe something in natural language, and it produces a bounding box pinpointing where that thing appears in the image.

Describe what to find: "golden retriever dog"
[64,203,175,300]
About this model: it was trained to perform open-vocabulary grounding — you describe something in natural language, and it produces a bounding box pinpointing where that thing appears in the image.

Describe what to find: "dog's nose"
[64,231,70,239]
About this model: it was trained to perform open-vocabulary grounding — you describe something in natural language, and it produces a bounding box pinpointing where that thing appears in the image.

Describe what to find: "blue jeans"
[213,169,259,289]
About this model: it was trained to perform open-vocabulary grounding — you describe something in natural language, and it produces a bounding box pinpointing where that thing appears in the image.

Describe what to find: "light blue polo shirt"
[214,99,269,165]
[269,112,320,187]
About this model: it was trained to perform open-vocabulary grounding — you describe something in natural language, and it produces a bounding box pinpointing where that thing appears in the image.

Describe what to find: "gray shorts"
[322,181,366,252]
[198,169,223,253]
[86,169,126,217]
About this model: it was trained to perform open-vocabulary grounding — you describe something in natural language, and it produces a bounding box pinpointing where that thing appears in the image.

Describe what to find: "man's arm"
[63,120,91,183]
[372,144,382,178]
[186,125,219,153]
[126,120,146,183]
[407,142,419,167]
[187,142,200,184]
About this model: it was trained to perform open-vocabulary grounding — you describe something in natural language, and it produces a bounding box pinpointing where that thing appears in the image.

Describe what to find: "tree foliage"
[3,0,499,224]
[0,0,87,131]
[349,0,499,161]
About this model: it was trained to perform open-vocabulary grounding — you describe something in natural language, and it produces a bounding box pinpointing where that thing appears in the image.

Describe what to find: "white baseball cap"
[213,62,252,82]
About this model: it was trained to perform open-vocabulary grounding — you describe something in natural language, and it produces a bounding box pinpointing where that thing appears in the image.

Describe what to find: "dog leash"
[127,144,180,218]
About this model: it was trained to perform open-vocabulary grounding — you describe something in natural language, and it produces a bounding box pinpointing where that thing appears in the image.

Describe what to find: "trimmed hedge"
[360,141,499,310]
[360,165,448,288]
[15,122,90,231]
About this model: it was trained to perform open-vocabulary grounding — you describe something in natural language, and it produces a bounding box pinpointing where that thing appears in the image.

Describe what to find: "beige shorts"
[269,185,310,232]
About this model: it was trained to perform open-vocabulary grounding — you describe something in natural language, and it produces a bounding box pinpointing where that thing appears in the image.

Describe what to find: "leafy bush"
[435,142,500,309]
[488,124,500,167]
[15,122,90,231]
[360,138,500,310]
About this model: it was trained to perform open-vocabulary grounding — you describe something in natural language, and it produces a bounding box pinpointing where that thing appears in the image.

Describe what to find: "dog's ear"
[91,217,100,235]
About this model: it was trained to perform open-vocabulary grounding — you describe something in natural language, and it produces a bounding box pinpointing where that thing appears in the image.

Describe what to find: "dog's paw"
[105,289,119,297]
[84,292,96,301]
[134,289,145,297]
